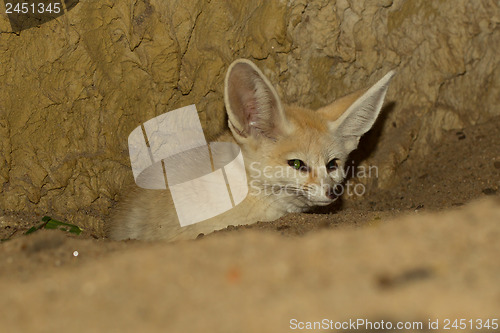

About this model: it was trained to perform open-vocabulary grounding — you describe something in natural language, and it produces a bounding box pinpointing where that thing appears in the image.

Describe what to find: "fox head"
[224,59,394,213]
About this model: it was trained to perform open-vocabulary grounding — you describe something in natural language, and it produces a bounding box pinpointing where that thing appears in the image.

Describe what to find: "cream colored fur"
[107,59,395,241]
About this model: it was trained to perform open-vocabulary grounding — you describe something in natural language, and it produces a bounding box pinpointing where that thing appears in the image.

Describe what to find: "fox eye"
[288,159,308,172]
[326,158,339,171]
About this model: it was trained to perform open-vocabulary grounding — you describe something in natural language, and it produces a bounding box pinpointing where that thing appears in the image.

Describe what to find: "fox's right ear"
[319,70,395,152]
[224,59,288,142]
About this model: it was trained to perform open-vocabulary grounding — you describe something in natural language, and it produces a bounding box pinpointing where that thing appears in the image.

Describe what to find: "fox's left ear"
[319,71,396,152]
[224,59,289,143]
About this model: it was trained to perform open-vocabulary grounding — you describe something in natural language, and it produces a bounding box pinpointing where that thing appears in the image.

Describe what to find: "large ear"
[224,59,288,141]
[324,70,395,151]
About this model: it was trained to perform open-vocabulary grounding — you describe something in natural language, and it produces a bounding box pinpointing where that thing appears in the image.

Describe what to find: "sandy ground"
[0,118,499,332]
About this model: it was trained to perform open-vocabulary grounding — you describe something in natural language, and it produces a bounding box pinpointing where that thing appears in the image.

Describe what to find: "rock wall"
[0,0,498,232]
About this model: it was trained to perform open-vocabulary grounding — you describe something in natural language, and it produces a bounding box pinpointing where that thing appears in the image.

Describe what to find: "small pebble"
[482,188,497,195]
[456,131,466,140]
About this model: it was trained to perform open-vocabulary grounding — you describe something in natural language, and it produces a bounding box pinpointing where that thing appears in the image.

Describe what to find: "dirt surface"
[1,119,499,332]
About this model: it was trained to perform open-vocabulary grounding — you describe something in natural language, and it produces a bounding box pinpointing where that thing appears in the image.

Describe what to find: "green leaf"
[24,216,83,236]
[42,216,83,235]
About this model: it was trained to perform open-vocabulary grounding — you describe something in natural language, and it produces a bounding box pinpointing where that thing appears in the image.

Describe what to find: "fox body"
[107,59,395,241]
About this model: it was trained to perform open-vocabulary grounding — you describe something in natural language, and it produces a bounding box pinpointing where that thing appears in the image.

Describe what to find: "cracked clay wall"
[0,0,499,232]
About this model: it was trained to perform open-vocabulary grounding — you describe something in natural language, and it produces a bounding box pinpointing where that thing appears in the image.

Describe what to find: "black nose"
[326,185,342,200]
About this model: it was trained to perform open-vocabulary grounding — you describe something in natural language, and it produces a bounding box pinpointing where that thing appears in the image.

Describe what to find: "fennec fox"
[108,59,395,241]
